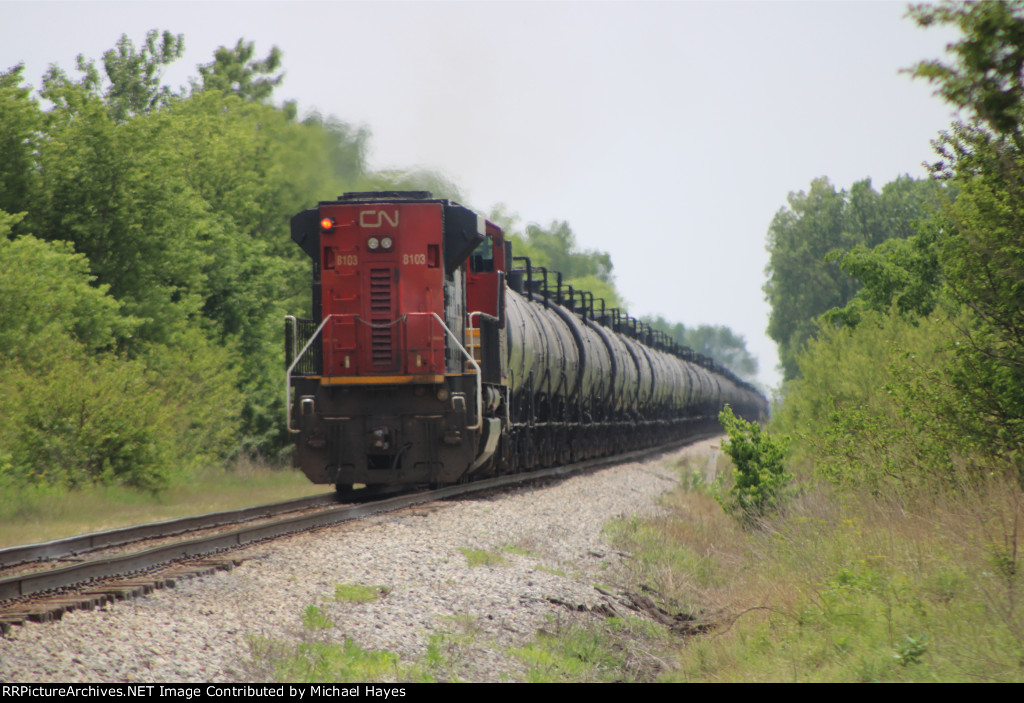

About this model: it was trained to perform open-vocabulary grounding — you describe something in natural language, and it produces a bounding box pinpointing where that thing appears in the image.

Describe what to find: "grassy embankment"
[0,457,322,548]
[607,447,1024,682]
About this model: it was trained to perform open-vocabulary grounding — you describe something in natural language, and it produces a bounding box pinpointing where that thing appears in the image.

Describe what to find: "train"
[285,191,767,497]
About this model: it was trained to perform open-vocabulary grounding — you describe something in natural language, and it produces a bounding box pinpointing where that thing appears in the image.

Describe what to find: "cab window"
[469,234,494,273]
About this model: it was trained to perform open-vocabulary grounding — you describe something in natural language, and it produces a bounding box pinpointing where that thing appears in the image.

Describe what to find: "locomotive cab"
[286,192,509,494]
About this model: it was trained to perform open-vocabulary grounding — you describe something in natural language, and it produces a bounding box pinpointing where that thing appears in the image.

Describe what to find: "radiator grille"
[369,268,393,365]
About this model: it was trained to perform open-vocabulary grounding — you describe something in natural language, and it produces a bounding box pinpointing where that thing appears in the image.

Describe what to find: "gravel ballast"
[0,440,718,682]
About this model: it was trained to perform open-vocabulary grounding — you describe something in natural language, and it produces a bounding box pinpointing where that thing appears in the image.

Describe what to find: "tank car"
[286,191,766,496]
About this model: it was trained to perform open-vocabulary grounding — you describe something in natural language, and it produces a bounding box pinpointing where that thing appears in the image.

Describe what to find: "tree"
[490,209,627,309]
[907,0,1024,472]
[100,30,185,121]
[0,209,168,490]
[521,220,615,284]
[764,176,935,379]
[778,2,1024,487]
[909,0,1024,147]
[764,178,854,379]
[31,69,211,342]
[0,212,134,360]
[825,225,943,328]
[302,111,371,185]
[0,64,42,219]
[196,39,284,103]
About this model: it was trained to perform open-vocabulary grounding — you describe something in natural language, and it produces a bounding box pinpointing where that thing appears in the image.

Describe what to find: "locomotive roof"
[319,191,452,207]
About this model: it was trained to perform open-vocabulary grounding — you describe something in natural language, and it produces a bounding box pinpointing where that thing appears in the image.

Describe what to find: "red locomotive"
[286,191,766,496]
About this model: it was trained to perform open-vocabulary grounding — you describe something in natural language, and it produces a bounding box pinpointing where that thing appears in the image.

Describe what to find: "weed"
[893,634,929,667]
[249,609,486,683]
[301,605,334,630]
[508,614,676,683]
[422,629,474,679]
[459,547,510,568]
[536,565,568,577]
[987,544,1018,583]
[269,637,402,683]
[334,584,390,603]
[499,543,537,558]
[676,461,710,491]
[510,625,626,682]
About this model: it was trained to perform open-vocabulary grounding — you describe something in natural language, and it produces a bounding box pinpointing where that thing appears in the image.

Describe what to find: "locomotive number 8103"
[285,191,767,497]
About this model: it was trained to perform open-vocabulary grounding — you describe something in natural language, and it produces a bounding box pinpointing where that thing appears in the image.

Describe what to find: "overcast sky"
[1,1,961,389]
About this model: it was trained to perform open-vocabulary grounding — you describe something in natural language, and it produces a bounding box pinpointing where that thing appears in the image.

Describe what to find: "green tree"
[496,215,626,309]
[825,225,943,328]
[0,213,134,360]
[771,309,960,494]
[909,0,1024,146]
[99,30,185,121]
[0,210,158,489]
[764,178,853,379]
[0,207,243,489]
[907,0,1024,472]
[302,111,371,186]
[764,176,935,380]
[196,39,284,103]
[17,35,290,456]
[0,64,43,219]
[774,2,1024,492]
[522,220,615,284]
[30,69,210,342]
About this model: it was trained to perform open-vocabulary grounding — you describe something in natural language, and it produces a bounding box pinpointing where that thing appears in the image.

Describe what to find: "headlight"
[367,237,380,250]
[380,236,394,250]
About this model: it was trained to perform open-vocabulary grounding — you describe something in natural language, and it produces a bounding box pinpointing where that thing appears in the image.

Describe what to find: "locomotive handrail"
[286,312,485,434]
[285,314,336,434]
[467,311,500,326]
[285,314,299,363]
[421,312,484,432]
[466,310,500,355]
[466,309,501,381]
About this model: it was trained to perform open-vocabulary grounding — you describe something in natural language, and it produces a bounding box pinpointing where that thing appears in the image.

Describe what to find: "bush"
[717,406,791,524]
[771,309,984,496]
[0,342,173,491]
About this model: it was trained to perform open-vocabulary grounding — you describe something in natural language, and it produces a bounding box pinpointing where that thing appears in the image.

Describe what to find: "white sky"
[0,1,961,389]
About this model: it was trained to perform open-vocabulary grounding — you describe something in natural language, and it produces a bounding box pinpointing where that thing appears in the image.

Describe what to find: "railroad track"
[0,438,709,634]
[0,492,342,570]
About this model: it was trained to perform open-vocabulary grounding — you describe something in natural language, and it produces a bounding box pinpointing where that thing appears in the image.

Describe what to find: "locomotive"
[286,191,766,496]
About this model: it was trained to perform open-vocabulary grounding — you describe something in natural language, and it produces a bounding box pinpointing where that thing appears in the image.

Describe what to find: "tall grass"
[610,456,1024,682]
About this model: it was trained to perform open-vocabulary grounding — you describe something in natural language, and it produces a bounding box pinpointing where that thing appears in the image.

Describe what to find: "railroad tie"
[0,558,238,635]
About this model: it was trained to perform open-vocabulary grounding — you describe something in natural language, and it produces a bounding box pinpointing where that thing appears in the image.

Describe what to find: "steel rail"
[0,437,717,604]
[0,493,339,569]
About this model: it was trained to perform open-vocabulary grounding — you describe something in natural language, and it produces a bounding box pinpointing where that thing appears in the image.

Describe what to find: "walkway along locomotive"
[286,192,767,496]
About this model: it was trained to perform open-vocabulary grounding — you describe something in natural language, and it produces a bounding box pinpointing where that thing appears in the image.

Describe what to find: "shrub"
[1,343,173,491]
[717,406,791,524]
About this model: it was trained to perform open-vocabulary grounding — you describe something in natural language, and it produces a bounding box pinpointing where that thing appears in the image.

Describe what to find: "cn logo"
[359,210,399,228]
